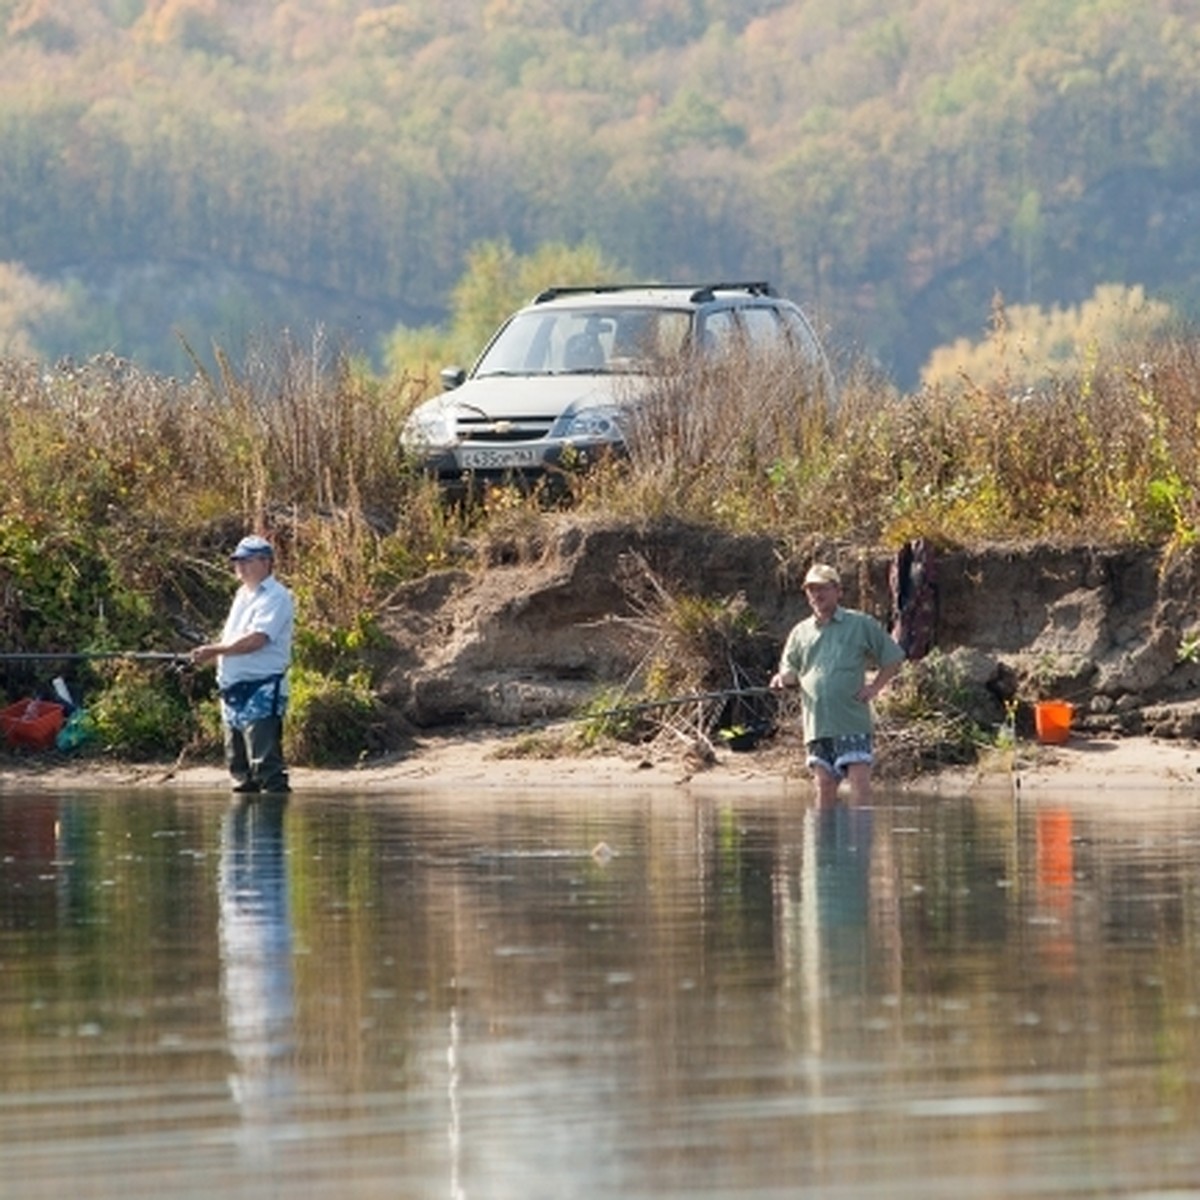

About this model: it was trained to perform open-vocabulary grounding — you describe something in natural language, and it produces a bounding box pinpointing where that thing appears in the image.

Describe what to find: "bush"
[87,666,199,760]
[285,668,387,766]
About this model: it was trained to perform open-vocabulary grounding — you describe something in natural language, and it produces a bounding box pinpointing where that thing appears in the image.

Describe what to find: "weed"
[87,665,198,760]
[491,726,591,759]
[876,650,986,773]
[613,553,768,699]
[574,689,642,747]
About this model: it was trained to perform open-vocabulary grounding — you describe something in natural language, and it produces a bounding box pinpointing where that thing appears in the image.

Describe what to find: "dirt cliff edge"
[374,517,1200,743]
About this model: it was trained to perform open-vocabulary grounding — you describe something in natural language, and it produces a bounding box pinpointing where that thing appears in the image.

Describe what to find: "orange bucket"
[1034,699,1073,745]
[0,698,65,751]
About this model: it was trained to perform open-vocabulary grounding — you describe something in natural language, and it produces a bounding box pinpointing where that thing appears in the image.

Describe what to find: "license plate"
[458,447,541,470]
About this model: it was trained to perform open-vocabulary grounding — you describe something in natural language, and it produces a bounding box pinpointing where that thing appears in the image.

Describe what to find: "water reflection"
[778,805,887,1063]
[218,797,296,1156]
[1,785,1200,1198]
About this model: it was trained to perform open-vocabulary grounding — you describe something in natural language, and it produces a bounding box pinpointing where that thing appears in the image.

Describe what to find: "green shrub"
[87,667,198,760]
[285,668,386,766]
[876,650,985,774]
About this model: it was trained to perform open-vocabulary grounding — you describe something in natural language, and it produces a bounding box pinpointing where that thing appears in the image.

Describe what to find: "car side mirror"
[440,366,466,391]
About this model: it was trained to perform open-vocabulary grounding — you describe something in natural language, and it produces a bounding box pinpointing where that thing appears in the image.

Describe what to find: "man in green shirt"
[770,562,905,804]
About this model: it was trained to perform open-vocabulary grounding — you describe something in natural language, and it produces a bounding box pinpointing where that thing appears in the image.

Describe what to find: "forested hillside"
[2,0,1199,386]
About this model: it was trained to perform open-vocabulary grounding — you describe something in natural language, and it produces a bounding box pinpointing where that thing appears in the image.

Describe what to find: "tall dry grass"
[3,327,1200,659]
[0,339,446,658]
[0,338,455,761]
[577,331,1200,550]
[4,330,1200,762]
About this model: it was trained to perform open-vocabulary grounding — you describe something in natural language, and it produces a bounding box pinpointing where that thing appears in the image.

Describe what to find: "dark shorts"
[806,733,874,779]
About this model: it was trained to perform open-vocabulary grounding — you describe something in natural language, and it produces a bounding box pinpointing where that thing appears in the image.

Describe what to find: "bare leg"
[844,762,873,804]
[812,763,841,806]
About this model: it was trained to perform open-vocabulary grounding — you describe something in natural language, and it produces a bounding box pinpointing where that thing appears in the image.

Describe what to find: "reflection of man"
[771,563,905,805]
[219,797,295,1151]
[815,806,872,938]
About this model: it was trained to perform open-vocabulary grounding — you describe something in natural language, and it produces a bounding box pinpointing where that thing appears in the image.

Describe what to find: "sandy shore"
[3,725,1200,799]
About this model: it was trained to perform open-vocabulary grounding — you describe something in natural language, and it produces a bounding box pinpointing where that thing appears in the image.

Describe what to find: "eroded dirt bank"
[374,517,1200,742]
[6,518,1200,796]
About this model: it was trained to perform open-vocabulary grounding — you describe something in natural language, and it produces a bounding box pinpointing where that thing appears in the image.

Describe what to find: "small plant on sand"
[491,725,593,759]
[574,689,642,747]
[1178,631,1200,665]
[876,650,984,774]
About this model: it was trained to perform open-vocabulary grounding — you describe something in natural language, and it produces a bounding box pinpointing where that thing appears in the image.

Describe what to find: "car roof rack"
[688,281,776,302]
[532,281,777,304]
[533,284,633,303]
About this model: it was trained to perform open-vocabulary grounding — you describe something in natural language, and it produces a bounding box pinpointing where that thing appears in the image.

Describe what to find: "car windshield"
[474,307,693,377]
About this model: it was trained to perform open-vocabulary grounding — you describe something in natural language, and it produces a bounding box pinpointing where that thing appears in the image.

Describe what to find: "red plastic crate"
[0,699,66,751]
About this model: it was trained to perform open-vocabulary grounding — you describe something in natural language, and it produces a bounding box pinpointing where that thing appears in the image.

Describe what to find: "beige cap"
[802,562,840,588]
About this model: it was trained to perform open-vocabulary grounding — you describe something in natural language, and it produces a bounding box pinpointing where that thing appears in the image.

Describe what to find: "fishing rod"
[0,650,191,664]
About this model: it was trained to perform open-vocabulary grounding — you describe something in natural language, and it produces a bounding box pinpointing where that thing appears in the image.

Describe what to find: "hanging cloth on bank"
[889,538,938,661]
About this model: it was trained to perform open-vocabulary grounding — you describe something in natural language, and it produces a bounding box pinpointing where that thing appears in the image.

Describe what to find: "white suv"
[402,281,834,491]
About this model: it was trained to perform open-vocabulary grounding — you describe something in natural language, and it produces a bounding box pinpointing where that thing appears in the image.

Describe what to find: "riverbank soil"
[4,722,1199,800]
[5,519,1200,797]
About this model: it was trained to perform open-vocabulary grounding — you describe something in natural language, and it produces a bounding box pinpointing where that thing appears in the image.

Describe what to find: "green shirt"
[778,606,905,741]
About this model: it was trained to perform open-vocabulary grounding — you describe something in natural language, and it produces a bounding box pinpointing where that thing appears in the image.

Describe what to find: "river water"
[1,782,1199,1199]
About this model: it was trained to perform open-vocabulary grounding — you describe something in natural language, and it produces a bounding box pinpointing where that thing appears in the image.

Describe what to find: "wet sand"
[3,725,1200,798]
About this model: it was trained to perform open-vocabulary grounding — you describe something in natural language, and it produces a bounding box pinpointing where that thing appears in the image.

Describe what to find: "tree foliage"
[0,0,1198,385]
[385,238,631,379]
[922,284,1177,390]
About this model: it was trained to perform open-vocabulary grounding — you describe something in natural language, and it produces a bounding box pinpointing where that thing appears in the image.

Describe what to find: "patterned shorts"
[220,676,288,732]
[806,733,874,779]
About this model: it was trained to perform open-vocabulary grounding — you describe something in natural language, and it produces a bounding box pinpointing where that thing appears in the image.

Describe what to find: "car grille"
[455,415,554,443]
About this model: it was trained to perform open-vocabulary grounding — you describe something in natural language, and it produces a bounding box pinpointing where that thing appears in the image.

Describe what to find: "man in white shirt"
[192,535,295,795]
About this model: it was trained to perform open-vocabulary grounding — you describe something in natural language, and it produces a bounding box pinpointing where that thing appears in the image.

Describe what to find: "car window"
[478,307,693,375]
[610,309,690,363]
[475,313,555,375]
[556,315,610,370]
[739,305,787,349]
[698,308,739,353]
[555,308,695,371]
[778,306,825,363]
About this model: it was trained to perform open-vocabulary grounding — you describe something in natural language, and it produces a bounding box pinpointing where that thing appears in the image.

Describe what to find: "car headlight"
[401,407,455,451]
[553,405,628,442]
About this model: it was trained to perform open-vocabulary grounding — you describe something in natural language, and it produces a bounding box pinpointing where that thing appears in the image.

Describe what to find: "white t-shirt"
[216,574,294,693]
